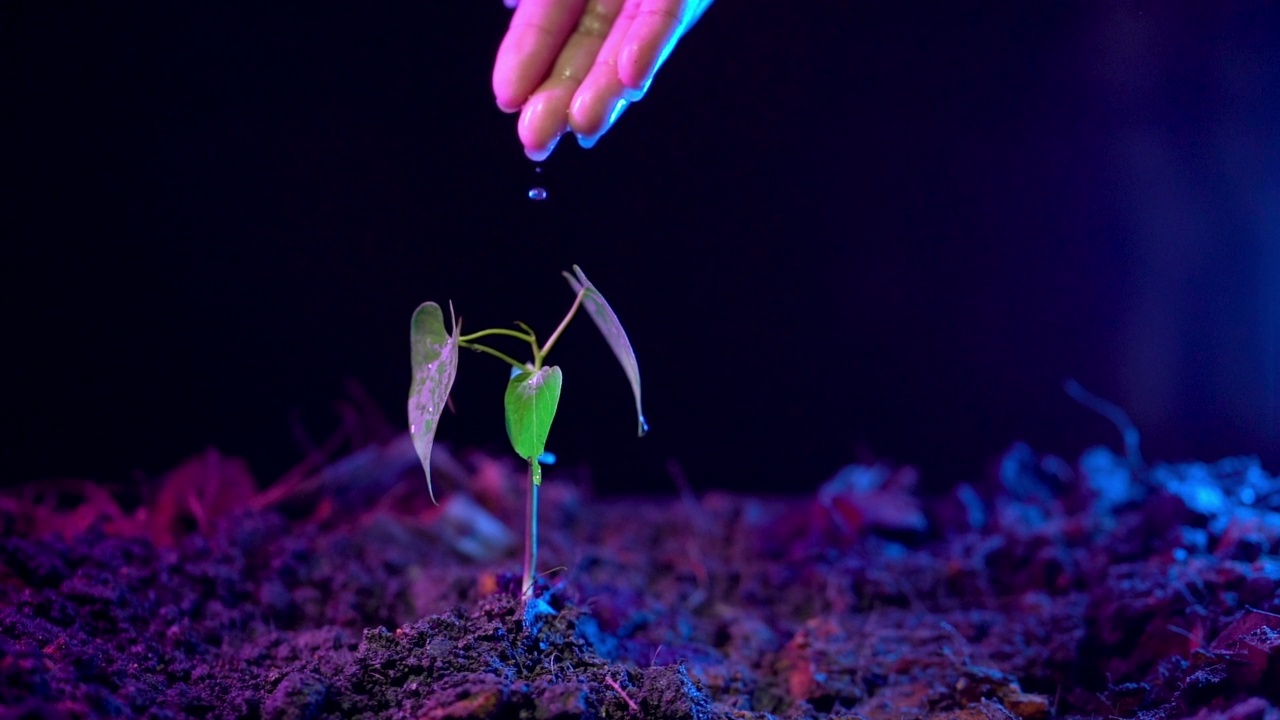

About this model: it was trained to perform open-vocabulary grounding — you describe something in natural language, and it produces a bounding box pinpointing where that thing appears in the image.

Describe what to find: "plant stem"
[459,341,527,371]
[521,462,539,601]
[538,288,586,361]
[514,321,541,363]
[457,327,534,344]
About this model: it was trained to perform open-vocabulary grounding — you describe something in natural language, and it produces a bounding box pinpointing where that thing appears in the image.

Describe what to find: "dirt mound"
[3,441,1279,719]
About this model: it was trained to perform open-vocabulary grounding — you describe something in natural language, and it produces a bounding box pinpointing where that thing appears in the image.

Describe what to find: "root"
[603,675,639,714]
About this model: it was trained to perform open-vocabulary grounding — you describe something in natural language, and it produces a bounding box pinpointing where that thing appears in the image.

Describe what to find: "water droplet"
[528,187,547,201]
[639,415,649,435]
[534,166,543,173]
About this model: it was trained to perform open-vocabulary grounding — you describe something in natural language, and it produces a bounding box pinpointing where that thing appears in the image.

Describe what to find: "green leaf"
[408,301,460,504]
[504,365,563,478]
[563,265,647,436]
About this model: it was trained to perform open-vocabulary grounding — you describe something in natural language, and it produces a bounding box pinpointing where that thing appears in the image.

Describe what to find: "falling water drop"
[528,187,548,201]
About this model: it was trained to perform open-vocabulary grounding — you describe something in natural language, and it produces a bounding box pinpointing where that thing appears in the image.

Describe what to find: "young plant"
[408,265,646,599]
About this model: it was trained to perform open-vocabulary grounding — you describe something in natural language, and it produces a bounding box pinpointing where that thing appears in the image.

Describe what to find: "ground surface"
[3,432,1280,720]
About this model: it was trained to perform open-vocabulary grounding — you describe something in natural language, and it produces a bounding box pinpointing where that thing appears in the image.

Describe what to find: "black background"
[6,2,1278,496]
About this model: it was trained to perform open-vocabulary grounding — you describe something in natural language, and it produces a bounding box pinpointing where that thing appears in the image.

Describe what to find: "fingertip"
[525,138,557,162]
[492,73,522,114]
[616,42,649,90]
[574,98,628,149]
[617,23,667,91]
[518,89,571,159]
[493,56,531,113]
[568,90,605,137]
[618,5,686,90]
[568,66,629,138]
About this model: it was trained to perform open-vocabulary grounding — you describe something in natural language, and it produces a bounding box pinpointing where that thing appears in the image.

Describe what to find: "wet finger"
[518,86,574,159]
[518,0,627,157]
[618,0,708,90]
[493,0,587,113]
[574,97,629,148]
[568,1,638,140]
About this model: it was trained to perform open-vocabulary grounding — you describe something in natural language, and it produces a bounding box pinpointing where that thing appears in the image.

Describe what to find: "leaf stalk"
[538,287,587,363]
[459,342,527,371]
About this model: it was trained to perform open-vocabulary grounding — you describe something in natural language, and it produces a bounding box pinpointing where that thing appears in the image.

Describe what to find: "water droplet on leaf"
[528,187,547,201]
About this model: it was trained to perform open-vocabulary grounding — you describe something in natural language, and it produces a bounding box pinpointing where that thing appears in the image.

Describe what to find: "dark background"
[5,2,1278,496]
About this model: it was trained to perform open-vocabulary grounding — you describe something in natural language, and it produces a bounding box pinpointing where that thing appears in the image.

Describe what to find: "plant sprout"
[408,265,646,600]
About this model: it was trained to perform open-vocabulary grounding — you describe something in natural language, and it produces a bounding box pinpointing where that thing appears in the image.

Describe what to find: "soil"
[4,429,1280,720]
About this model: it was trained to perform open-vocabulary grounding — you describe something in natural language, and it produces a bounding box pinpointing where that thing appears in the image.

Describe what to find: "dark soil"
[4,433,1280,719]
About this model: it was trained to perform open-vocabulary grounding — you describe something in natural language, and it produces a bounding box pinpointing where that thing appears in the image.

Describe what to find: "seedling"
[408,265,646,600]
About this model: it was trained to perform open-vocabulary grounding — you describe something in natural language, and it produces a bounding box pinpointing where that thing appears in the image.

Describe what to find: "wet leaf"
[562,265,647,436]
[504,365,563,481]
[408,301,459,503]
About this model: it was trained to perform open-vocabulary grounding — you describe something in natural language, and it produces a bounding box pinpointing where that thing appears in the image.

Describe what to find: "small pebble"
[528,187,547,201]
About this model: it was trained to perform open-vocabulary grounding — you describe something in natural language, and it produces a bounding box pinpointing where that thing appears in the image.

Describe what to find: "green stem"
[514,321,541,364]
[521,461,539,601]
[459,341,527,371]
[458,327,534,344]
[538,288,586,362]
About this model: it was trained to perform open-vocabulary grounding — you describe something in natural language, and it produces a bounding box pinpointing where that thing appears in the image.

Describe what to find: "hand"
[493,0,712,160]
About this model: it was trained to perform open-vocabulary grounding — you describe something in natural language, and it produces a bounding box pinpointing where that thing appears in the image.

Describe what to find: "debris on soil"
[149,448,259,546]
[2,433,1280,719]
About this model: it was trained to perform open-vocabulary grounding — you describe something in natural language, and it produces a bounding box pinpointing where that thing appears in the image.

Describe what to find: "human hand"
[493,0,712,160]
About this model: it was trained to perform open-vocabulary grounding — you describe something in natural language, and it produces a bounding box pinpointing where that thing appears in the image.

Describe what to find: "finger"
[518,86,574,160]
[568,1,639,141]
[493,0,587,113]
[574,97,630,148]
[617,0,709,90]
[569,77,628,146]
[518,0,627,158]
